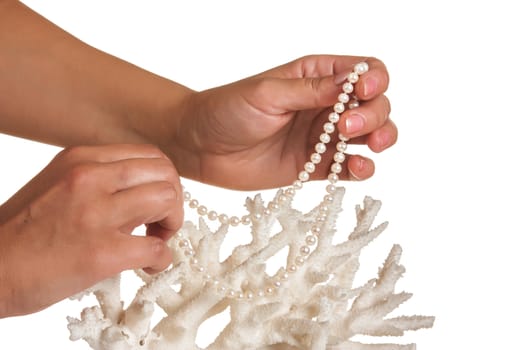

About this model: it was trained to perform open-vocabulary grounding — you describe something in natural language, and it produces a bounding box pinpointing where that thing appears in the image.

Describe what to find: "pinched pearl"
[347,71,359,83]
[328,112,340,123]
[343,82,354,93]
[315,143,327,154]
[320,133,331,144]
[310,153,322,164]
[354,61,369,75]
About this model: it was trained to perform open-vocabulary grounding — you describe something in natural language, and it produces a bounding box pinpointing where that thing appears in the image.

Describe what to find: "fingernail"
[334,69,353,85]
[363,76,378,97]
[345,113,365,135]
[378,131,390,151]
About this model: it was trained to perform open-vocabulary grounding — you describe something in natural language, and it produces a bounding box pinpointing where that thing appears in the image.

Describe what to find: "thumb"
[264,75,342,112]
[111,235,173,274]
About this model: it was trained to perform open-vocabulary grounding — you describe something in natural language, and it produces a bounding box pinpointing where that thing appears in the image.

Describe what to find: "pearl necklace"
[175,62,369,300]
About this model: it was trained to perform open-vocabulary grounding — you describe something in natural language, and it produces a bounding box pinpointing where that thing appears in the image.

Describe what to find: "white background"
[1,0,524,349]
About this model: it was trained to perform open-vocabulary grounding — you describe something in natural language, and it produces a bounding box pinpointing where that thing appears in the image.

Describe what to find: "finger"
[92,157,180,193]
[347,154,375,181]
[56,144,169,165]
[366,118,398,153]
[337,94,391,139]
[110,181,183,234]
[109,235,173,274]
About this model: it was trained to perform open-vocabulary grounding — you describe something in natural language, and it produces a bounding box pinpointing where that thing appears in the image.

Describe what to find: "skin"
[0,1,396,317]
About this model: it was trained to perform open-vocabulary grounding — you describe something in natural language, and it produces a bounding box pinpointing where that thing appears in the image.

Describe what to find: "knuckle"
[55,146,88,165]
[64,163,97,191]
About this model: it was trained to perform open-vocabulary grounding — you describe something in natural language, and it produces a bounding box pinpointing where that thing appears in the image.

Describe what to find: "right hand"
[0,144,183,318]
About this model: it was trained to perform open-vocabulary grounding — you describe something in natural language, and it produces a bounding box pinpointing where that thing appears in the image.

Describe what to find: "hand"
[170,55,395,190]
[0,144,183,318]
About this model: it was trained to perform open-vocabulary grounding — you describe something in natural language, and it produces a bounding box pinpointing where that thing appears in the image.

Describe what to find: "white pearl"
[293,180,303,189]
[184,249,195,256]
[354,61,369,75]
[253,213,262,221]
[304,162,316,173]
[218,214,229,224]
[319,133,331,144]
[228,290,236,298]
[241,215,251,225]
[348,100,360,109]
[334,102,345,113]
[269,202,280,211]
[328,173,339,184]
[305,235,317,246]
[300,246,310,256]
[315,142,327,154]
[298,171,310,182]
[285,187,296,196]
[331,163,342,174]
[237,292,244,299]
[183,191,191,201]
[338,133,350,141]
[311,226,321,235]
[326,184,336,194]
[319,205,328,213]
[229,216,240,226]
[310,153,322,164]
[324,195,334,203]
[342,82,354,93]
[287,265,297,273]
[347,72,359,83]
[197,205,208,216]
[323,122,335,134]
[333,152,345,163]
[189,199,199,209]
[266,287,274,295]
[328,112,340,123]
[179,239,189,248]
[279,271,289,280]
[207,211,218,221]
[278,194,288,203]
[257,290,265,297]
[338,93,350,103]
[190,257,199,265]
[263,208,272,216]
[295,256,305,266]
[195,265,205,273]
[336,141,347,152]
[217,285,226,293]
[273,281,282,289]
[246,292,254,299]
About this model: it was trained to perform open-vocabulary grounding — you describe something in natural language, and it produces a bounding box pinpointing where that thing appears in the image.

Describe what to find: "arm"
[0,0,189,147]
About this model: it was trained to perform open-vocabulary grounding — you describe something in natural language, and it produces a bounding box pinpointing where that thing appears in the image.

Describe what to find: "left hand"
[168,55,395,190]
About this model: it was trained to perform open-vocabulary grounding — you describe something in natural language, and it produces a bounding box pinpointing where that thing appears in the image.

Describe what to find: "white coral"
[67,187,434,349]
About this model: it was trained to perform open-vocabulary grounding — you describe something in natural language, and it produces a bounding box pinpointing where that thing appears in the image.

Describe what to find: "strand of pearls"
[176,62,369,300]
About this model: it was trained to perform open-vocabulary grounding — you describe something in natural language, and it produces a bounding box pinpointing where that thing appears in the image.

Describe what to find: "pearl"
[229,216,240,226]
[285,187,296,196]
[207,210,218,221]
[278,194,288,204]
[228,290,236,298]
[319,133,331,144]
[338,93,350,103]
[336,141,347,152]
[298,171,310,182]
[295,256,305,266]
[184,249,195,256]
[323,122,335,134]
[310,153,322,164]
[279,272,289,280]
[354,61,369,75]
[326,184,336,193]
[218,214,229,224]
[315,142,327,154]
[328,112,340,123]
[293,180,303,189]
[305,235,317,246]
[179,239,189,248]
[311,226,321,235]
[333,152,345,163]
[263,208,272,216]
[324,195,334,203]
[217,285,226,293]
[300,246,310,255]
[334,102,345,113]
[331,163,342,174]
[189,199,199,209]
[183,191,191,201]
[253,213,262,221]
[197,205,208,216]
[269,202,280,212]
[338,133,350,141]
[257,290,265,297]
[246,292,254,299]
[266,287,274,295]
[348,100,360,109]
[241,215,251,225]
[342,82,354,93]
[304,162,316,173]
[273,281,282,288]
[347,72,359,83]
[174,231,183,239]
[328,173,339,184]
[287,265,297,273]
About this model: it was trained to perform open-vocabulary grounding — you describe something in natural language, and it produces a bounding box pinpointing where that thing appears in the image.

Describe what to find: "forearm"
[0,1,193,147]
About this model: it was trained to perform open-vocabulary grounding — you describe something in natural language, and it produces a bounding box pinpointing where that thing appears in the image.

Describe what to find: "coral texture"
[67,188,434,349]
